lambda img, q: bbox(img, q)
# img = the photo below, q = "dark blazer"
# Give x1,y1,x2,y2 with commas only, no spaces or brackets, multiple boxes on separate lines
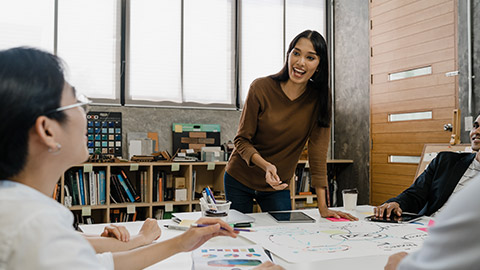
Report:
386,152,476,216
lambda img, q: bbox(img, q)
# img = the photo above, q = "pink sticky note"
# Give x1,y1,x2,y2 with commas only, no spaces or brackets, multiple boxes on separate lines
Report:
326,217,350,222
417,228,428,232
428,219,435,227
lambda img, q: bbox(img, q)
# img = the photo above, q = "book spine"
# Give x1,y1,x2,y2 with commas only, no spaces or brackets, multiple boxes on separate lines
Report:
121,170,140,202
99,171,106,205
89,172,95,205
78,170,85,205
70,172,78,205
117,174,135,202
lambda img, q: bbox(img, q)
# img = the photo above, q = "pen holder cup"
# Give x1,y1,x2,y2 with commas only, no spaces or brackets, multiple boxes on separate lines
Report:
200,200,231,221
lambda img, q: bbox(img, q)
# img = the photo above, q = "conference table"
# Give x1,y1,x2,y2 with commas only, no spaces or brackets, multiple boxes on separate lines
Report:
80,205,431,269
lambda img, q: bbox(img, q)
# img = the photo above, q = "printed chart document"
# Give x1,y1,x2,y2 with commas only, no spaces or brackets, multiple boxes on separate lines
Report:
240,221,428,263
192,245,271,270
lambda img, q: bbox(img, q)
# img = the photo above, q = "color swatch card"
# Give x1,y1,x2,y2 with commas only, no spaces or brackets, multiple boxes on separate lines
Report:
86,112,122,157
192,245,271,270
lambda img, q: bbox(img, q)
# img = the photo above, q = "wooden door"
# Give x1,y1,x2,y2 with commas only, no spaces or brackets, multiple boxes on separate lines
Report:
369,0,458,205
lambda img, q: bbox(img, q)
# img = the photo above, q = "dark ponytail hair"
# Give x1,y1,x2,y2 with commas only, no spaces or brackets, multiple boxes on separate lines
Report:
271,30,331,127
0,47,67,179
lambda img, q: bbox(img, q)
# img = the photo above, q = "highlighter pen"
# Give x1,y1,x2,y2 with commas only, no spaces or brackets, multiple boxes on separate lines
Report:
191,223,256,232
163,224,189,231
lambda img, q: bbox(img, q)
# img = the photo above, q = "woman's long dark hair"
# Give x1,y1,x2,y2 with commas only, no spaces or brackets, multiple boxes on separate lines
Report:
271,30,331,127
0,47,67,179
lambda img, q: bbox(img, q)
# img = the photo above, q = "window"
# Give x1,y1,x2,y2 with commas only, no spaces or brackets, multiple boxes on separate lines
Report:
183,0,235,105
240,0,284,103
1,0,327,109
0,0,55,52
127,0,235,108
239,0,327,105
57,0,121,102
128,0,182,103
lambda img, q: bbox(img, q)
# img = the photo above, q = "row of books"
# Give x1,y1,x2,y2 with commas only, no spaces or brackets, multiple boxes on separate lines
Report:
110,209,138,223
294,167,314,195
110,170,141,203
152,170,176,202
65,169,106,206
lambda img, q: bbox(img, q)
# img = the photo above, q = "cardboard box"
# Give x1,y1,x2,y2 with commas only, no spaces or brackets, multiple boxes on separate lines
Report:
175,177,186,188
175,189,187,201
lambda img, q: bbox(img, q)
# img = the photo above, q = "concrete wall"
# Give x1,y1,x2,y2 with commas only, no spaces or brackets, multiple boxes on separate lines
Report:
459,0,480,143
332,0,370,205
90,105,241,157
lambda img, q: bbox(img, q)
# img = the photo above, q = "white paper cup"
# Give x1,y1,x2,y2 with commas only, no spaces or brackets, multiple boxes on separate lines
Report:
342,189,358,211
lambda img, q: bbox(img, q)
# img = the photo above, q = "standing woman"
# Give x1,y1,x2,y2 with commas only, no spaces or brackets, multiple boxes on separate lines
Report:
225,30,356,220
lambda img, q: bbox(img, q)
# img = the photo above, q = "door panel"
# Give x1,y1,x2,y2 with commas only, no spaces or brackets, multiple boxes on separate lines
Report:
369,0,458,205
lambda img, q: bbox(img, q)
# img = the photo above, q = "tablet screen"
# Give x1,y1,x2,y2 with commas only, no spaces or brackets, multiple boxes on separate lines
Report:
268,211,316,223
365,213,422,223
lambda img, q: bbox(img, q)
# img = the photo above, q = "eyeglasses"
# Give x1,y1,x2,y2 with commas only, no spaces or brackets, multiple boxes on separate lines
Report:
45,91,92,115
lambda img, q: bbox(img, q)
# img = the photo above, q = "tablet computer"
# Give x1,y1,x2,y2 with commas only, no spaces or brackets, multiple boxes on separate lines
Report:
268,211,316,223
365,213,423,224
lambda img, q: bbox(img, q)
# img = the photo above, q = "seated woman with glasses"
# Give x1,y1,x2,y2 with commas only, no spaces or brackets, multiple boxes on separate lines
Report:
0,47,283,270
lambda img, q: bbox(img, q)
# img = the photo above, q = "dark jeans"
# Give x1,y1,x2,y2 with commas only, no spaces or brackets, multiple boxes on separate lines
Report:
224,172,292,213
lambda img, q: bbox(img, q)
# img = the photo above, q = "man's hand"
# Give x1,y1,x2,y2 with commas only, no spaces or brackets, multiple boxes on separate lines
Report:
374,202,402,218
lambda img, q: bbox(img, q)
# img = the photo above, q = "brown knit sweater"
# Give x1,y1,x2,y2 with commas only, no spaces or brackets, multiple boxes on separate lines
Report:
226,76,330,192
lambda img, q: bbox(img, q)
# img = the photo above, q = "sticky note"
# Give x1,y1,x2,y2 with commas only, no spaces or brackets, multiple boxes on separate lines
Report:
207,162,215,170
186,149,194,154
417,228,428,232
165,203,173,212
127,204,136,214
82,206,91,216
326,217,350,222
174,125,183,133
305,161,310,168
130,163,139,171
83,164,93,173
306,196,314,204
171,163,180,172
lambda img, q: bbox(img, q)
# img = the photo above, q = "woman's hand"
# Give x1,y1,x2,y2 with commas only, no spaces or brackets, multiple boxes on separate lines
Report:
100,224,130,242
176,218,239,252
265,163,288,190
253,261,285,270
319,208,358,221
138,218,162,245
385,252,408,270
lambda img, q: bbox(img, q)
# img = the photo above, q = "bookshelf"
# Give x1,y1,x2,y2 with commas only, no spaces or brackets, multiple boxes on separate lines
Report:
57,160,352,224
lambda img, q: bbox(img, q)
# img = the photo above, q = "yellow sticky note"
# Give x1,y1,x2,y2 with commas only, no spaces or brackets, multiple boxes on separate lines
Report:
207,162,215,170
83,164,93,173
171,163,180,172
179,220,195,226
82,206,91,216
127,204,136,214
130,163,139,171
174,125,183,133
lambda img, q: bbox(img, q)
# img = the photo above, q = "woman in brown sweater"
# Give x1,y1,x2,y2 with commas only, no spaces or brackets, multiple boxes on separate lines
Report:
225,30,356,220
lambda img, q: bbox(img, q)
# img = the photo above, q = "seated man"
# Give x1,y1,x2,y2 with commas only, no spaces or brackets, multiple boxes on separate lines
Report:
384,172,480,270
375,114,480,217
